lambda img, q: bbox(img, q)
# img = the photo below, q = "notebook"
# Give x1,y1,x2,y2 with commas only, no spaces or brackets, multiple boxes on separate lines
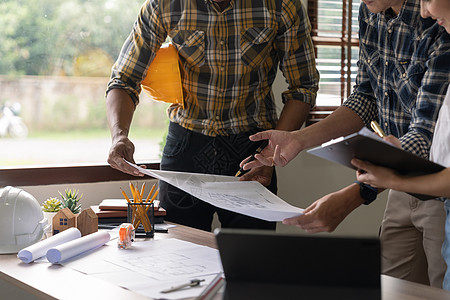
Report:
215,229,381,300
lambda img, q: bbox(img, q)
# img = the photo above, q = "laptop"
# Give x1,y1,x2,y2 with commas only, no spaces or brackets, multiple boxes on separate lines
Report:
215,229,381,300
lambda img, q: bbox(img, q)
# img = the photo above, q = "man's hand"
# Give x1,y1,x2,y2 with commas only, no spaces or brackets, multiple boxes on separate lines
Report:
240,130,302,170
107,135,144,176
383,135,401,148
239,165,273,186
282,183,363,233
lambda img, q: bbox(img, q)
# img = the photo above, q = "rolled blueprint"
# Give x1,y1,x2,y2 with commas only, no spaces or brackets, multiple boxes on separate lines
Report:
46,231,110,264
18,227,82,263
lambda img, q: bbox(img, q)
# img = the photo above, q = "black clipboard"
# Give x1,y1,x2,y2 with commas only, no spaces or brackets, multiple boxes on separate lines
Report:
306,128,445,200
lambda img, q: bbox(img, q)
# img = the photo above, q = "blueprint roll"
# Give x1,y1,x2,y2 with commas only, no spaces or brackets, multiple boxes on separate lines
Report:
46,231,110,264
17,227,81,264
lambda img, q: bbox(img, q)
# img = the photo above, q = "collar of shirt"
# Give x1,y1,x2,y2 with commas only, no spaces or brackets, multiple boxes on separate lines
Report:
206,0,232,12
362,0,421,28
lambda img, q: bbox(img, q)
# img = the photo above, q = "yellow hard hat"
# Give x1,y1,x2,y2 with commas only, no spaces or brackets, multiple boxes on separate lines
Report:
141,43,184,108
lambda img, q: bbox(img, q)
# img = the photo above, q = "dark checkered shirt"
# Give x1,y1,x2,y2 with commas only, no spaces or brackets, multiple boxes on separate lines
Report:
343,0,450,158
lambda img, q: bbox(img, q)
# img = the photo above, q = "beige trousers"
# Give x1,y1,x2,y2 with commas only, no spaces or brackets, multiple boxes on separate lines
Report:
380,190,446,288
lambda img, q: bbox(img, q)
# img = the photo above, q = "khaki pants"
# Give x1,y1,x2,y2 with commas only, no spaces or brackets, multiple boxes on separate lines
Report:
380,190,446,288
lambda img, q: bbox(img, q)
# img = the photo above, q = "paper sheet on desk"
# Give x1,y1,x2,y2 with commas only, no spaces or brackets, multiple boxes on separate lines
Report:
125,160,304,221
64,238,223,300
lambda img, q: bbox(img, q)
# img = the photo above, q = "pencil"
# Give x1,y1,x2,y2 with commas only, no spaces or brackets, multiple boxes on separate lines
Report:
120,188,131,204
140,182,146,201
146,189,159,213
128,182,137,201
145,184,156,203
150,189,159,204
122,187,141,228
128,182,151,230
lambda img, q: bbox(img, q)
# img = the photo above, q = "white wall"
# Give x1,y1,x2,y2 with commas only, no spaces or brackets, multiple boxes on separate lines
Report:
275,152,388,237
20,179,159,209
270,71,387,238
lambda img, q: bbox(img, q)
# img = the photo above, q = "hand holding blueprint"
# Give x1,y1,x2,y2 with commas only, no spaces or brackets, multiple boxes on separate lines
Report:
125,160,304,221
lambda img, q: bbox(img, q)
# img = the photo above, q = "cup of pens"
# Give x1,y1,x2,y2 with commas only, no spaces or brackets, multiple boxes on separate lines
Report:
121,182,159,238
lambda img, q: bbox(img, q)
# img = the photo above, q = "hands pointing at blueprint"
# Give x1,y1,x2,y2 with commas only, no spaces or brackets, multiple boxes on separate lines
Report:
239,130,303,171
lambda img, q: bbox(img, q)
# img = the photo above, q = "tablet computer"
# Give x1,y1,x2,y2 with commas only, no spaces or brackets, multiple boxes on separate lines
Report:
215,228,381,300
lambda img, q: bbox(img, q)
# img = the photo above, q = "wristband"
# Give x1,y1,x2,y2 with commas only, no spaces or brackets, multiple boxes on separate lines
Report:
355,181,378,205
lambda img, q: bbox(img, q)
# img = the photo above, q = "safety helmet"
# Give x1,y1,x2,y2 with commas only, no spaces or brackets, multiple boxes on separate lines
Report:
141,42,184,108
0,186,48,254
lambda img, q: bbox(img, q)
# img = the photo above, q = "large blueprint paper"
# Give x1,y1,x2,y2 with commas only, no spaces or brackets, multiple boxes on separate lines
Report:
65,238,223,300
125,160,304,221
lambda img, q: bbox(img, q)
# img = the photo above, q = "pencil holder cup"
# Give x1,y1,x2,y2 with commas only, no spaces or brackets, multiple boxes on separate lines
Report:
127,202,154,238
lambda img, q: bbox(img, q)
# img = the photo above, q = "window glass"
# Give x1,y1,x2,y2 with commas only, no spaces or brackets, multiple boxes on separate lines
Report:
0,0,168,166
316,46,358,106
309,0,360,107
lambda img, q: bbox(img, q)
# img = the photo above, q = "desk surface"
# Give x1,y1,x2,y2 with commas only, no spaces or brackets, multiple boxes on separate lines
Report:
1,224,450,300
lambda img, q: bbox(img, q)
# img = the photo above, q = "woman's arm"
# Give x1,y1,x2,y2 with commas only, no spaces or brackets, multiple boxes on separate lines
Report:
352,158,450,198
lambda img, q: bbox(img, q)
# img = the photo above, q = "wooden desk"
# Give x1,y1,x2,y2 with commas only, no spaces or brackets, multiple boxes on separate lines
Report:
1,224,450,300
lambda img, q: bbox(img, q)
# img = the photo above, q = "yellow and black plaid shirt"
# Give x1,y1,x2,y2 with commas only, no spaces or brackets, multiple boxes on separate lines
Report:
107,0,319,136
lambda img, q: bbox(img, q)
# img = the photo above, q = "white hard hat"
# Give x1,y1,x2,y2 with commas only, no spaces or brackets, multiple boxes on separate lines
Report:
0,186,48,254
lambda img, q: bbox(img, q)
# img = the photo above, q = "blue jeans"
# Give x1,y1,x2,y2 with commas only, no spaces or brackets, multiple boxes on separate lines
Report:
443,199,450,290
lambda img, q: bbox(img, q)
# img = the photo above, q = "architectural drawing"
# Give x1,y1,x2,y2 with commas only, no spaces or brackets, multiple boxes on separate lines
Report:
125,160,304,221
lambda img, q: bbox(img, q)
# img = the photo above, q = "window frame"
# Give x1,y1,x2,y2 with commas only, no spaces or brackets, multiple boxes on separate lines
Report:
0,162,160,187
306,0,359,125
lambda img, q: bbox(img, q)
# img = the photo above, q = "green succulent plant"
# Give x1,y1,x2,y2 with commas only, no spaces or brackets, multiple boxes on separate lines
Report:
42,197,63,212
59,188,82,214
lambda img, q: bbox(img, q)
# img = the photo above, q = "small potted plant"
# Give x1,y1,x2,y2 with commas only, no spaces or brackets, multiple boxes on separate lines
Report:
42,197,63,233
59,188,82,214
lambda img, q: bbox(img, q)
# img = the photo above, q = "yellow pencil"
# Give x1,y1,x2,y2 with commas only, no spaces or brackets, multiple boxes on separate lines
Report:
128,182,142,225
145,189,159,213
140,182,146,201
150,189,159,204
129,182,152,231
120,188,131,204
122,187,141,228
145,184,156,203
134,182,141,202
129,182,138,202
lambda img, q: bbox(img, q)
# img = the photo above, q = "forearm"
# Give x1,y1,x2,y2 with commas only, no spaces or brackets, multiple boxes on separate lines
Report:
337,182,366,210
106,88,136,141
392,168,450,198
293,106,365,151
275,100,310,131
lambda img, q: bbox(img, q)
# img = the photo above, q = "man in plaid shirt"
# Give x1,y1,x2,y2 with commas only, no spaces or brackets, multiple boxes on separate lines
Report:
106,0,319,232
242,0,450,288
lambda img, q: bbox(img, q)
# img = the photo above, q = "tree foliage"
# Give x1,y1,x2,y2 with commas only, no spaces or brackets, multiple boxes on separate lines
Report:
0,0,143,76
